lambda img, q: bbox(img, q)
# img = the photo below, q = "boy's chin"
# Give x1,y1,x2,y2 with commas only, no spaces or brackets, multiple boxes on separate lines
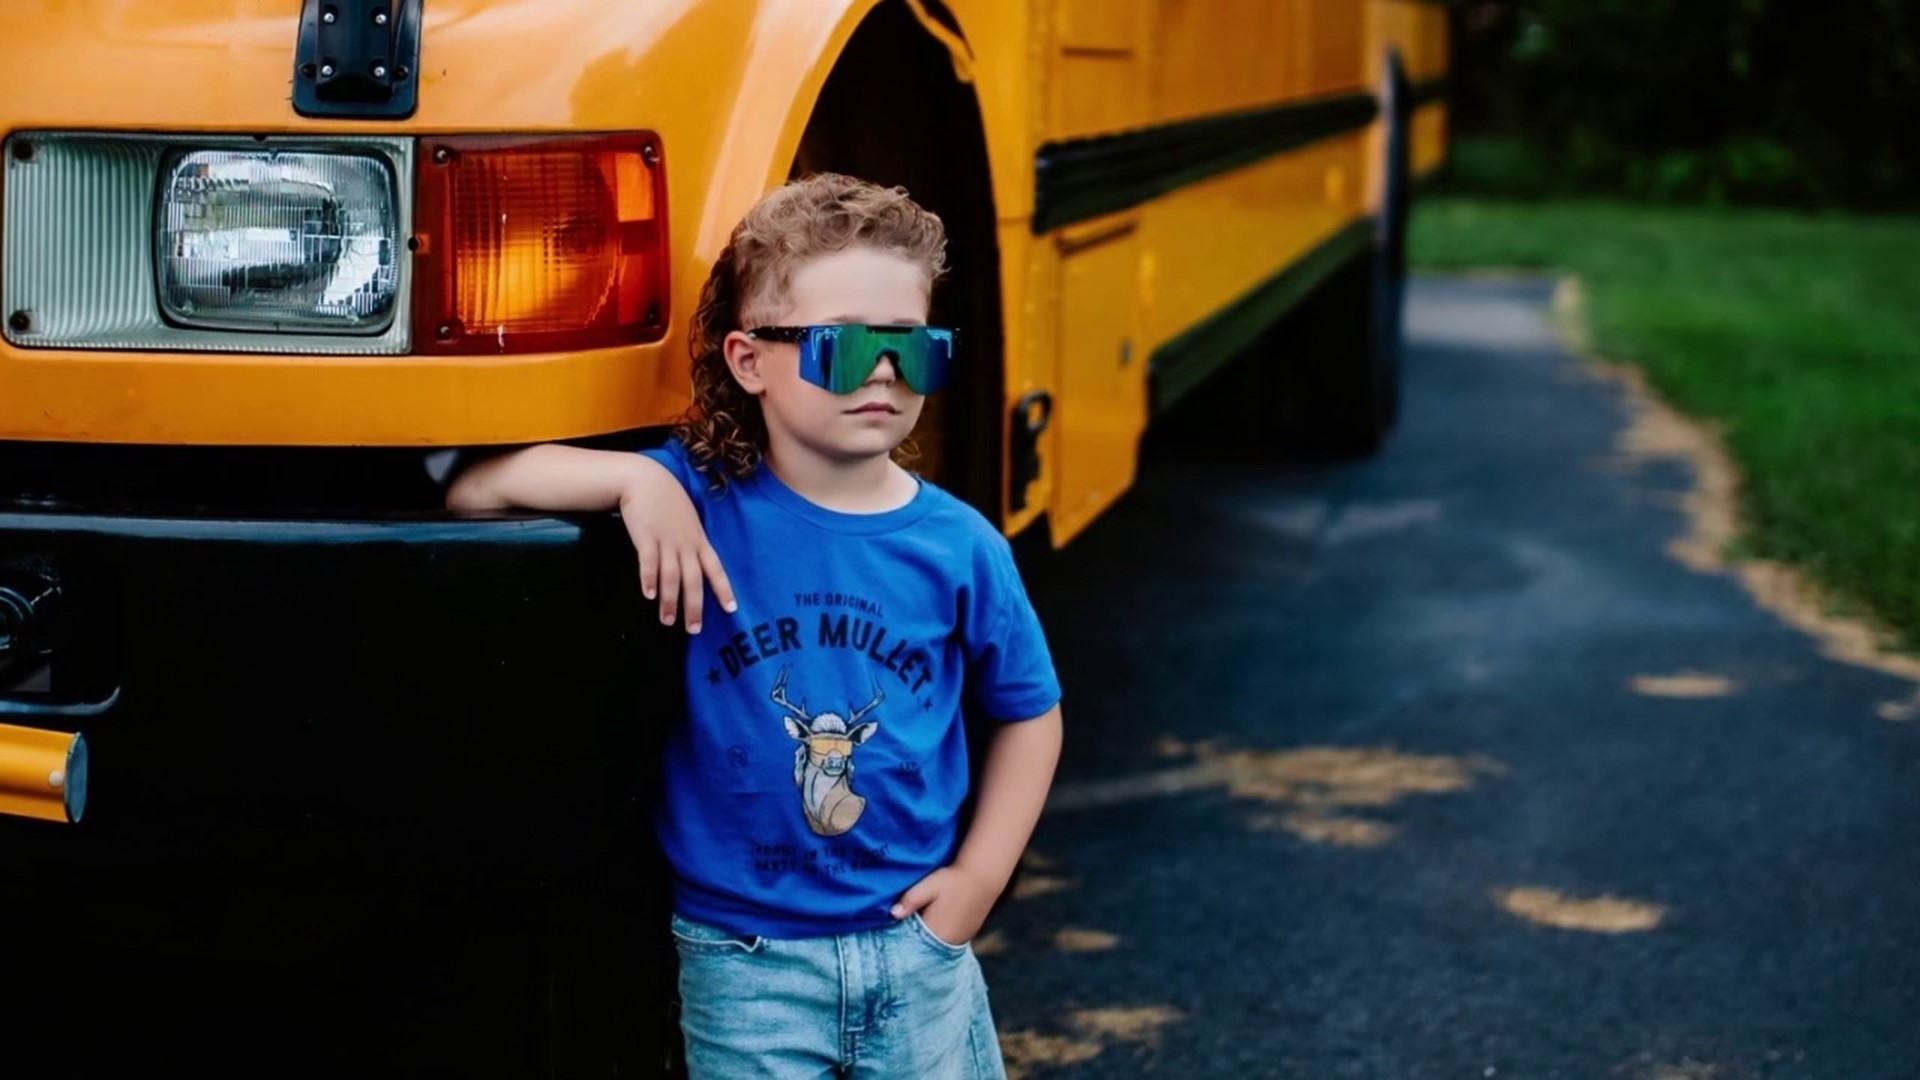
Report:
786,426,912,465
827,435,911,463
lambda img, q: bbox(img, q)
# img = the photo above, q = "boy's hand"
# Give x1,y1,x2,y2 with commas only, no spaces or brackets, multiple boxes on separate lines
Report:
445,445,735,632
617,468,737,634
890,863,1000,947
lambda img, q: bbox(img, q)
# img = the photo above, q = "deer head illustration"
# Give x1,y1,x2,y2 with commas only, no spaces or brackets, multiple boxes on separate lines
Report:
771,666,881,837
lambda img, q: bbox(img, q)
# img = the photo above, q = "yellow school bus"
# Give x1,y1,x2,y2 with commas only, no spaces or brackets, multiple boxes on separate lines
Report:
0,0,1446,1071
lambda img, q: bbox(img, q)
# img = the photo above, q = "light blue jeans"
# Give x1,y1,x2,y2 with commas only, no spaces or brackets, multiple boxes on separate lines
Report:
671,911,1007,1079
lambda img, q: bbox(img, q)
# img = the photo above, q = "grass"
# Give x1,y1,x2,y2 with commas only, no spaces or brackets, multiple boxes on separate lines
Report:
1409,199,1920,652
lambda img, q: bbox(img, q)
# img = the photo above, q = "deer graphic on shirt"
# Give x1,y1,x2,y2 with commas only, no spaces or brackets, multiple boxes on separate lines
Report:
771,666,882,837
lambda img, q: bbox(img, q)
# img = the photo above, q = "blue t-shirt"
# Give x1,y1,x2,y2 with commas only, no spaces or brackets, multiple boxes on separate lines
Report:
639,438,1062,939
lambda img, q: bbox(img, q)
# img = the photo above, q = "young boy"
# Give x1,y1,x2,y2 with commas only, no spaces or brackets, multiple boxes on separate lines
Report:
447,174,1063,1078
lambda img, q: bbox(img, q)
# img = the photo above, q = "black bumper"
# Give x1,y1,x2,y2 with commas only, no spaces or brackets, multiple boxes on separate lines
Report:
0,508,682,1076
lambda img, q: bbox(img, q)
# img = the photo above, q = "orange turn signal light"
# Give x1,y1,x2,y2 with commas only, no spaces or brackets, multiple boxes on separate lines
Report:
413,133,668,354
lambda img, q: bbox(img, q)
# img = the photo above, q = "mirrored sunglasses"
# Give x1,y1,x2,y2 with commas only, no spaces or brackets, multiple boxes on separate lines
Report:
746,324,958,395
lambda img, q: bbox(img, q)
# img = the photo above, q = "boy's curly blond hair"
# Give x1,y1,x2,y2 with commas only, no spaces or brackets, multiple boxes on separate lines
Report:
676,173,949,484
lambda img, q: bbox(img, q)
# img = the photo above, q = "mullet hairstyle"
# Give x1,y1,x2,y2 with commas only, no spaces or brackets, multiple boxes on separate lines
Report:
676,173,949,485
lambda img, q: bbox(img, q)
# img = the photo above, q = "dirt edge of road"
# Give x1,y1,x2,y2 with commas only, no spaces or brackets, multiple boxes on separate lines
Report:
1549,277,1920,723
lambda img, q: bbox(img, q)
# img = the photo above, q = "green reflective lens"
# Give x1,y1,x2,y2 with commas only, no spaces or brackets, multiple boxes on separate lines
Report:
751,325,958,395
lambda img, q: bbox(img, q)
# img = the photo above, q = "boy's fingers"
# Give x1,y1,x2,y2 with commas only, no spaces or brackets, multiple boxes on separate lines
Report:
637,535,659,601
657,552,681,625
699,545,739,614
680,550,705,634
890,877,939,919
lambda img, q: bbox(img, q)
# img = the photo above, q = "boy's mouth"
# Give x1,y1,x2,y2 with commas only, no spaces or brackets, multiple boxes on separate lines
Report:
845,402,901,415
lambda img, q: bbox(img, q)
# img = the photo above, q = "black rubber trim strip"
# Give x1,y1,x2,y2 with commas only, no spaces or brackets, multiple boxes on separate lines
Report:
1409,77,1448,110
1033,91,1379,233
1147,217,1375,414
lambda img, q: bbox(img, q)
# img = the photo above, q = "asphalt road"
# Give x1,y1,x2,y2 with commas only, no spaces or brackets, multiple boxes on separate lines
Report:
981,276,1920,1080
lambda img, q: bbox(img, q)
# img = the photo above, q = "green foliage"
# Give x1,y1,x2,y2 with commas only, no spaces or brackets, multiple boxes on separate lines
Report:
1442,137,1556,199
1410,198,1920,650
1440,135,1812,206
1445,0,1920,208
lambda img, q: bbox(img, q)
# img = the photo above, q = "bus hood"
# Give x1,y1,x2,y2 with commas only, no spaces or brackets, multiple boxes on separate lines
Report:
0,0,710,134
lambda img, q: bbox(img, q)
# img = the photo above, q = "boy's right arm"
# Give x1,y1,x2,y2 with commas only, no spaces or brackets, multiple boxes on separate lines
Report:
446,444,736,633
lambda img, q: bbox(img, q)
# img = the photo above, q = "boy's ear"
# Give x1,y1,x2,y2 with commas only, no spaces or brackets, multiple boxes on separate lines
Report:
722,330,768,396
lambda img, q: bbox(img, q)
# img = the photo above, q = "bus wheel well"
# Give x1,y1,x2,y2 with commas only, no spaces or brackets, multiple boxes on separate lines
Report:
793,0,1004,522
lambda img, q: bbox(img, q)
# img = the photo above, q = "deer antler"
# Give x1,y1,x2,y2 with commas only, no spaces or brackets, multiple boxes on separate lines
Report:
770,666,811,722
848,675,885,725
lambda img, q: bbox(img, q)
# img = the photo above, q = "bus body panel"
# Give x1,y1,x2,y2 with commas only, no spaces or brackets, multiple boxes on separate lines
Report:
1029,0,1424,541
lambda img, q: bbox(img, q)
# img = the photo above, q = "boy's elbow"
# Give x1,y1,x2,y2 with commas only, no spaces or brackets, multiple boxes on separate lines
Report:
445,464,502,511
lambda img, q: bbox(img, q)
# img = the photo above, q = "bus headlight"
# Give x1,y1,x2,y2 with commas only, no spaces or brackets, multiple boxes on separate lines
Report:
6,132,416,353
157,150,400,333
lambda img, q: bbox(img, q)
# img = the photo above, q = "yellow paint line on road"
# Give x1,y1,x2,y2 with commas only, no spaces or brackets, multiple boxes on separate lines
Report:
1012,874,1075,901
1203,745,1506,808
1876,691,1920,723
1631,672,1739,698
1000,1006,1185,1077
1250,810,1398,847
999,1031,1103,1079
1068,1005,1183,1044
1048,744,1506,848
1052,928,1121,952
1494,885,1667,933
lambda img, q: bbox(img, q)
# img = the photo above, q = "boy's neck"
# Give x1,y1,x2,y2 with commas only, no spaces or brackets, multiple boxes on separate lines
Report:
764,439,918,514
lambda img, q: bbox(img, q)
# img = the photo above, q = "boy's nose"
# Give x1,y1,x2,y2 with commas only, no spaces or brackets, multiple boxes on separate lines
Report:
865,351,900,385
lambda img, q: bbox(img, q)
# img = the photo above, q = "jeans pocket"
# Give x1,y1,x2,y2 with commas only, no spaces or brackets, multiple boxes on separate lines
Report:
909,912,971,957
670,913,763,956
